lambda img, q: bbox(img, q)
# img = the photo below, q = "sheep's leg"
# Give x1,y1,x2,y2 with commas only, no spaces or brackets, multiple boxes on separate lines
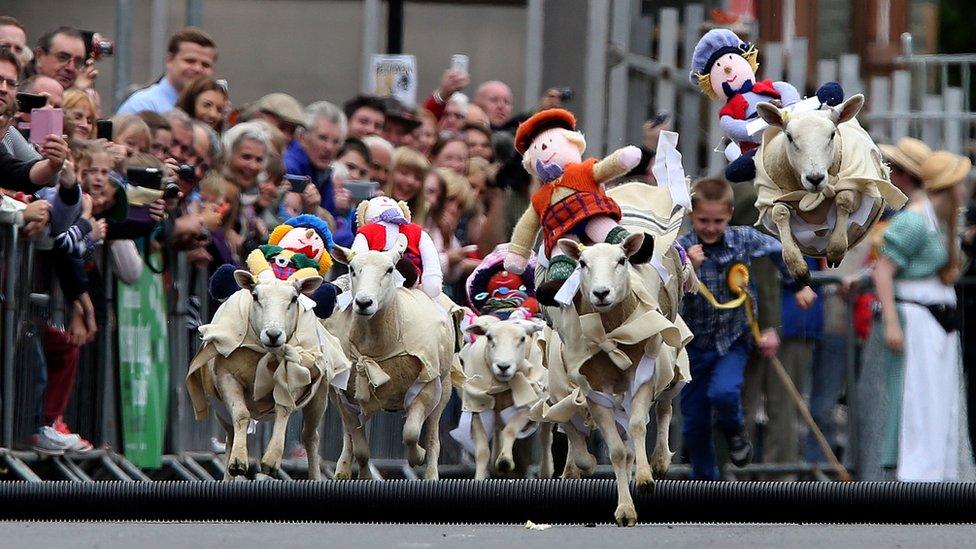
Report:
651,381,682,479
826,190,857,268
588,401,638,527
629,381,657,493
495,409,531,475
334,391,370,479
420,377,452,480
472,413,491,480
217,416,235,481
538,423,554,479
301,387,329,481
564,421,597,474
403,390,432,469
259,404,292,477
215,373,251,478
771,203,809,284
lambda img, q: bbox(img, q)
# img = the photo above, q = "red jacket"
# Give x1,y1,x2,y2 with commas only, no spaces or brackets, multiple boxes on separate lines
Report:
357,222,425,275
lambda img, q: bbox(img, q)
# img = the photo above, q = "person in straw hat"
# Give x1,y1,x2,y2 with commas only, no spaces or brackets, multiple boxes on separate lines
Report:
879,137,932,196
858,148,973,482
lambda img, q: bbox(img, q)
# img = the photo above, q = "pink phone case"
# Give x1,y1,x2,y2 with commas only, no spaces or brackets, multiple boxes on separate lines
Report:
29,108,64,145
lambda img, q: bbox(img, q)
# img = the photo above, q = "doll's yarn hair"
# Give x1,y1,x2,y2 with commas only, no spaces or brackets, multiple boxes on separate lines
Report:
695,44,760,101
521,128,587,173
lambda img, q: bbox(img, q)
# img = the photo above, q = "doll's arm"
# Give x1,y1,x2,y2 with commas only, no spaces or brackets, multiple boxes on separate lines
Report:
721,114,755,144
246,248,274,281
350,232,370,255
418,230,444,297
507,207,539,260
593,146,642,184
773,81,801,106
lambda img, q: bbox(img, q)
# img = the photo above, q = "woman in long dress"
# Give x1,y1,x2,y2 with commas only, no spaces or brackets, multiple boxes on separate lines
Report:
866,150,973,481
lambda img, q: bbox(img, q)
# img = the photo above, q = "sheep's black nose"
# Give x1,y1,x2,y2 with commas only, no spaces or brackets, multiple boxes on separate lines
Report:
266,328,283,345
806,173,825,187
593,288,610,301
496,362,512,372
355,297,373,310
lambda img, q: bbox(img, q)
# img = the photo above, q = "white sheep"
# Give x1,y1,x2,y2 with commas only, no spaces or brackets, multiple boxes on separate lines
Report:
326,235,457,480
185,272,350,480
753,94,908,280
451,316,553,479
553,235,691,527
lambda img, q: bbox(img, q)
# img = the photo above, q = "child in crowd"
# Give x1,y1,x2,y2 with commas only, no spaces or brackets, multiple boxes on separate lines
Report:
678,178,817,480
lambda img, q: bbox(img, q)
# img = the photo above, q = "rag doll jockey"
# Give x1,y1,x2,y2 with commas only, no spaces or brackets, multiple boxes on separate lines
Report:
503,108,655,305
689,28,843,183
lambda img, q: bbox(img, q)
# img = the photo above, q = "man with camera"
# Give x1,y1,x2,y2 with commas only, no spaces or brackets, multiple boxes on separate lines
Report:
116,28,216,115
285,101,351,218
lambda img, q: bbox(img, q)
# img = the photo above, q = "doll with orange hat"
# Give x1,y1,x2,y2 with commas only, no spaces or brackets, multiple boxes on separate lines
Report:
502,108,655,306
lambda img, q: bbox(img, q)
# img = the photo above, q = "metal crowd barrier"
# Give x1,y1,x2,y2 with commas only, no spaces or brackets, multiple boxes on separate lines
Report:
3,220,972,481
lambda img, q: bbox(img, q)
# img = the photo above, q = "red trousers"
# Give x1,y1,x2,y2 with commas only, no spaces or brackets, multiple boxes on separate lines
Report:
41,326,80,425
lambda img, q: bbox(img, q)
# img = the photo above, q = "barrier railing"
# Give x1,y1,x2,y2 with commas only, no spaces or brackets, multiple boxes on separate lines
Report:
3,219,971,481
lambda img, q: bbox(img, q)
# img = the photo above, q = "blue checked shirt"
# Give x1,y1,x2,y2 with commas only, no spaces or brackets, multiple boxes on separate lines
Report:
679,226,800,355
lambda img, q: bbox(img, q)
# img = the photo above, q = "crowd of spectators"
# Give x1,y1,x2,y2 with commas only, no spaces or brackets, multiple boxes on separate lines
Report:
0,18,591,455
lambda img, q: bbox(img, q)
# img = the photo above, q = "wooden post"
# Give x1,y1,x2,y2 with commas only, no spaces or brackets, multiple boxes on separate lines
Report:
584,0,610,156
787,37,808,94
606,0,634,150
817,59,838,89
890,70,911,140
839,54,862,97
655,8,679,117
680,3,705,176
921,94,942,149
627,10,654,148
764,41,785,82
943,87,964,155
868,75,891,144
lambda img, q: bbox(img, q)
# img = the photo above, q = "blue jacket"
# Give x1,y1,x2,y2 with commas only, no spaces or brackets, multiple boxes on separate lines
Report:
780,257,824,340
283,140,336,215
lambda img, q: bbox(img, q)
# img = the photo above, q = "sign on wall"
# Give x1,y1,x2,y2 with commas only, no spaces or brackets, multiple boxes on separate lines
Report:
369,54,417,106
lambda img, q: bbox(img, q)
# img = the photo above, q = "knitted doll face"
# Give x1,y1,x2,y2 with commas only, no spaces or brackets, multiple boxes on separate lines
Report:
708,53,756,98
363,195,404,224
277,227,326,263
527,127,582,175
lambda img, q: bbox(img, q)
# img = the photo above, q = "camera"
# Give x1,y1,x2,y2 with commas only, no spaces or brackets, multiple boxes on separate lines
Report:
82,31,114,61
95,119,113,140
177,163,198,183
15,92,46,113
127,166,179,199
555,87,573,102
285,174,310,194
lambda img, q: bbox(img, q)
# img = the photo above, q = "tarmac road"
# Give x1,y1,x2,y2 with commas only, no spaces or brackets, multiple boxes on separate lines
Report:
1,522,974,548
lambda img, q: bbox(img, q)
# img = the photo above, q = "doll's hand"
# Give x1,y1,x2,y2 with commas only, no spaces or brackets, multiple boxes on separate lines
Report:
617,145,642,170
504,253,528,275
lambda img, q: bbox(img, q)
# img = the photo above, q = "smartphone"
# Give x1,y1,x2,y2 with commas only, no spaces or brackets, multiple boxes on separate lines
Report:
96,119,113,140
126,166,164,190
285,174,310,194
345,180,380,203
16,92,46,113
29,108,63,145
451,54,469,75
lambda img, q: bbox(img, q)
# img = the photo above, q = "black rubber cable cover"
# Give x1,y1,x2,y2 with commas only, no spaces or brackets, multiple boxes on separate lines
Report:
1,480,974,523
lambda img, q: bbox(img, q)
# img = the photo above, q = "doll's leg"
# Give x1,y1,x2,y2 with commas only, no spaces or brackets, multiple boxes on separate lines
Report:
585,216,655,265
208,264,240,302
725,149,757,183
536,236,580,307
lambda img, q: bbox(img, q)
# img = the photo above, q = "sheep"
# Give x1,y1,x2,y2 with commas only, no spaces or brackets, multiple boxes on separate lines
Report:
753,94,908,280
553,234,690,527
325,235,457,480
451,316,553,479
185,272,350,480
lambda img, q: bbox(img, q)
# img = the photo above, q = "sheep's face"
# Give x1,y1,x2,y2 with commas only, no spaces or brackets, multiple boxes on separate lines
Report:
757,94,866,193
333,234,407,318
465,318,543,383
234,271,323,350
557,234,644,312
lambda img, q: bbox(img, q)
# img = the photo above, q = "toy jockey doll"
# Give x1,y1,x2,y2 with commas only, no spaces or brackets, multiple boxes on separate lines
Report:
503,108,655,306
689,28,843,183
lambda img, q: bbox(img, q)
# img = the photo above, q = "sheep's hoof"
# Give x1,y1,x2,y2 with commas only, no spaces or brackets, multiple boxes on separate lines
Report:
651,451,673,478
495,455,514,474
334,467,352,480
407,446,427,467
259,462,279,477
228,458,248,478
254,472,276,482
615,504,638,527
575,452,597,474
635,468,655,493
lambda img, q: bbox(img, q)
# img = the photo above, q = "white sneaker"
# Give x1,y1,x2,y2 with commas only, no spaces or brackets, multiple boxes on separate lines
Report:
32,426,80,455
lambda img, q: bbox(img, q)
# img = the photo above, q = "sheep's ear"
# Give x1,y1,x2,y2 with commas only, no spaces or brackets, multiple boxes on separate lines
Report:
557,239,583,261
295,275,323,295
756,102,785,128
622,232,645,258
464,322,489,337
332,245,353,265
235,270,257,291
390,233,408,259
514,319,544,336
832,93,864,125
